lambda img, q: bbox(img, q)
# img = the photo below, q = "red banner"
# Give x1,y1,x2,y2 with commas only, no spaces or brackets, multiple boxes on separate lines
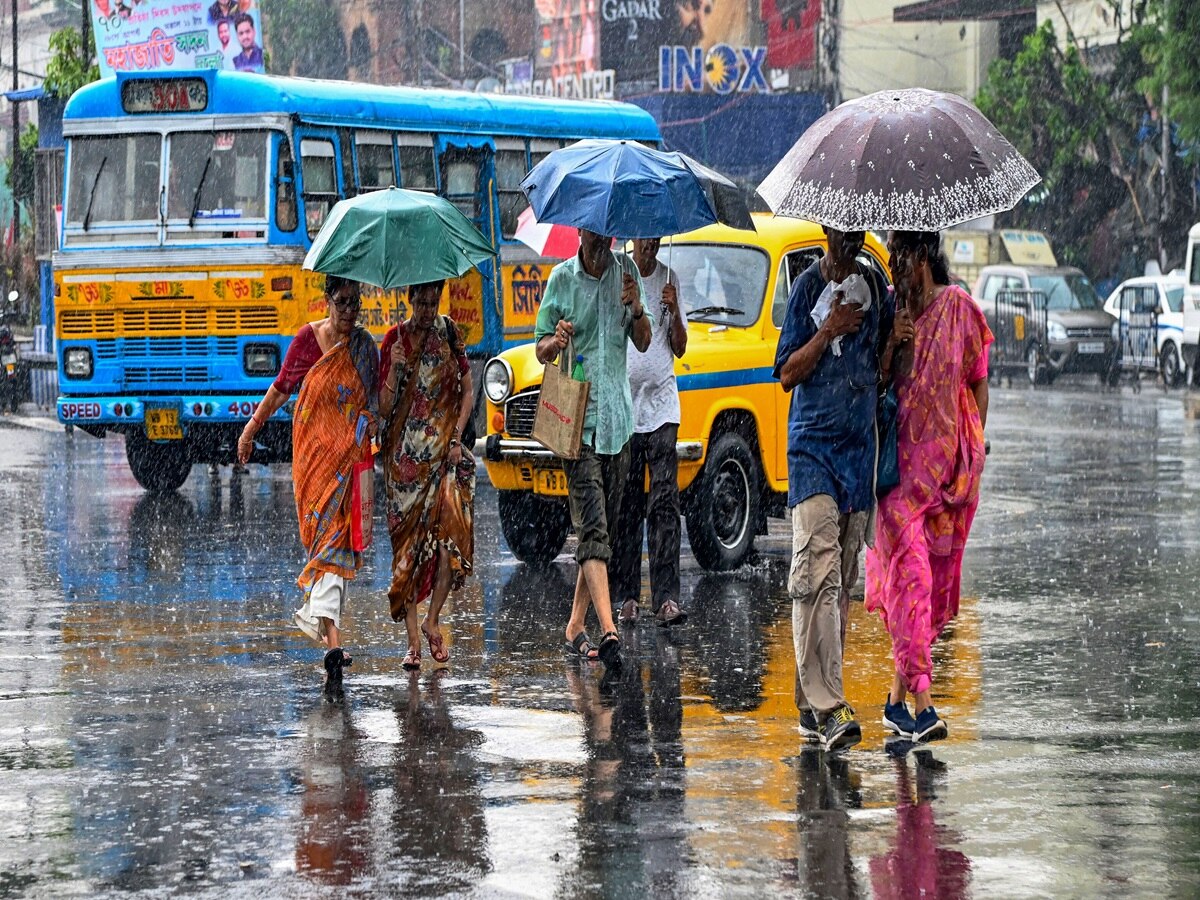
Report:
762,0,822,71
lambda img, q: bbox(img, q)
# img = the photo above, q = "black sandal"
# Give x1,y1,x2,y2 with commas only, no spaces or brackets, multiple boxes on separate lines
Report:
597,631,621,668
323,647,346,692
565,631,598,660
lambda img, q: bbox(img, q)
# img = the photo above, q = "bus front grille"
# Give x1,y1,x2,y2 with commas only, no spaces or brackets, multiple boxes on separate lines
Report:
60,307,279,337
124,366,210,388
505,389,540,437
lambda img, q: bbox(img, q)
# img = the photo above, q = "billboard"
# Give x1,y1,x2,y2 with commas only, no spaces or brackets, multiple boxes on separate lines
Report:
601,0,755,80
91,0,265,77
762,0,821,71
535,0,599,81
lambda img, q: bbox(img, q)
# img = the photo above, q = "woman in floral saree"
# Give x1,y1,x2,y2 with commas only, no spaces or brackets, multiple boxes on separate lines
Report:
379,280,476,671
238,275,378,694
866,230,992,743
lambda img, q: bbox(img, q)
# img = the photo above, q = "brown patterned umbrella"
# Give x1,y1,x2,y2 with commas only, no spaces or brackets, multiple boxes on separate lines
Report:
758,88,1041,232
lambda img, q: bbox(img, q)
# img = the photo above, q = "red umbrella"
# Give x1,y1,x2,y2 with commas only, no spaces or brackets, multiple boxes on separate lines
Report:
514,206,581,258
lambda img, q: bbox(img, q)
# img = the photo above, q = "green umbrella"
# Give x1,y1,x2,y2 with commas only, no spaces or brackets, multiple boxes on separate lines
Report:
302,186,495,289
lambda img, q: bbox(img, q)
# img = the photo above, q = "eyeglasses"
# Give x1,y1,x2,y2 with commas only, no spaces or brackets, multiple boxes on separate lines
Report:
328,293,361,311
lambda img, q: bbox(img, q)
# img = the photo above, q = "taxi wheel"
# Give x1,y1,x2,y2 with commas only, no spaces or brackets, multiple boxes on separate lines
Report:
125,431,193,492
686,432,760,572
498,490,569,567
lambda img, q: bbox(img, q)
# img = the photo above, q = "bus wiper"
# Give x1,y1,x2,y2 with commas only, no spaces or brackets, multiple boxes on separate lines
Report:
82,156,107,231
687,306,744,318
188,155,212,228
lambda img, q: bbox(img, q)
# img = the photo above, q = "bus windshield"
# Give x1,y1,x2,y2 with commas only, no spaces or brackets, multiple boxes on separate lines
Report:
66,134,162,228
167,130,269,225
65,129,272,242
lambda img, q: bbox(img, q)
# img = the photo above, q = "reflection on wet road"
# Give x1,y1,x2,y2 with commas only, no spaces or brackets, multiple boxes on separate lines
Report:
1,384,1198,897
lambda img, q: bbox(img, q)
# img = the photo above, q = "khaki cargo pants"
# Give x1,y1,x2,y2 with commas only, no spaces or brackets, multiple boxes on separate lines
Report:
789,493,869,715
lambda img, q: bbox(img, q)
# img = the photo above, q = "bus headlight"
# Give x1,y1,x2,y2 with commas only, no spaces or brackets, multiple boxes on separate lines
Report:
243,343,280,376
483,357,513,404
64,347,93,379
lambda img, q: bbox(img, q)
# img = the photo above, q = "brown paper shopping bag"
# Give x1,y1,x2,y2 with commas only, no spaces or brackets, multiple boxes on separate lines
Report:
531,338,589,459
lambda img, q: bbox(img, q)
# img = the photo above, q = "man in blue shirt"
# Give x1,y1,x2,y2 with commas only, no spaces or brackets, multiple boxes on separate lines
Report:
773,227,894,752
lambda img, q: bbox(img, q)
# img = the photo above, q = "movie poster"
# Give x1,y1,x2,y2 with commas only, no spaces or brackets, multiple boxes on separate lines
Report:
91,0,266,77
600,0,753,80
761,0,822,70
535,0,600,82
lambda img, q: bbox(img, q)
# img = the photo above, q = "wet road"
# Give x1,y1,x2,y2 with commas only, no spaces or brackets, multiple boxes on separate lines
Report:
0,382,1198,898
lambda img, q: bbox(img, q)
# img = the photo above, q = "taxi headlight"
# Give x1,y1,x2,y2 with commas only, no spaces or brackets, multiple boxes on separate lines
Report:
64,347,93,379
1047,321,1068,342
483,357,513,404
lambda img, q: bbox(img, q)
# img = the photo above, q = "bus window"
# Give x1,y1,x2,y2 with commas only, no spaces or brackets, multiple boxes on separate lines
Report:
356,131,396,191
495,141,526,238
441,148,480,220
301,138,338,238
166,130,269,229
528,139,560,180
398,138,435,191
275,137,298,232
66,134,161,231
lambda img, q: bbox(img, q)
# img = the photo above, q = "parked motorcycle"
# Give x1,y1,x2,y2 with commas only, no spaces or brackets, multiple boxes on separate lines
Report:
0,291,19,414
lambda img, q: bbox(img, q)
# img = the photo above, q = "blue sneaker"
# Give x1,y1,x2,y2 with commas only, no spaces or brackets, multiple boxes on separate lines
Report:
912,706,948,743
799,708,822,744
883,699,918,738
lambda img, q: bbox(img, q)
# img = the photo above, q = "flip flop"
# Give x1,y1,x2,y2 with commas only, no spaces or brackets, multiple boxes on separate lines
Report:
422,626,450,665
564,631,598,660
402,648,421,671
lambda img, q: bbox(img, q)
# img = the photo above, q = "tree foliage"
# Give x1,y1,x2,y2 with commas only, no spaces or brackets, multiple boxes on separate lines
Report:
5,124,38,204
43,27,100,100
1153,0,1200,144
261,0,348,80
977,14,1197,277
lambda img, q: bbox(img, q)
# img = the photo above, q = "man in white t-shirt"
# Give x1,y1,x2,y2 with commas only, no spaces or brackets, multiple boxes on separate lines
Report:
610,237,689,627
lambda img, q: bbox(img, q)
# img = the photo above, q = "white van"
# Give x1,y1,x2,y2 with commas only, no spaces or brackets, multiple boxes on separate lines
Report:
1179,223,1200,382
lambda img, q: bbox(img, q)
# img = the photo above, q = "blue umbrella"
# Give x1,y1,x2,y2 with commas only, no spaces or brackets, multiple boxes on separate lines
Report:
520,139,718,239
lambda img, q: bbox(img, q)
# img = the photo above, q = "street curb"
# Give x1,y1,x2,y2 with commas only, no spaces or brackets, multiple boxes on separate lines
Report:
0,412,64,434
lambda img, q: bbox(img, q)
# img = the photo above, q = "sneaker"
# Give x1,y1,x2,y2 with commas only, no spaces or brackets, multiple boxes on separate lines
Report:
822,705,862,753
912,706,948,743
883,698,918,738
799,708,822,744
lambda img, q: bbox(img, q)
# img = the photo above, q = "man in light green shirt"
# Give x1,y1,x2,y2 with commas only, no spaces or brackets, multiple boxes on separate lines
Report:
535,228,652,670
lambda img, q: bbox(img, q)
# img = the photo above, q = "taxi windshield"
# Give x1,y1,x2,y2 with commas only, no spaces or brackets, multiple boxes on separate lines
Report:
666,243,769,325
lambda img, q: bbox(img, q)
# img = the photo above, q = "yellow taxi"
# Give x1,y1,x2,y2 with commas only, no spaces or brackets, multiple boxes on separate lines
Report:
481,213,891,569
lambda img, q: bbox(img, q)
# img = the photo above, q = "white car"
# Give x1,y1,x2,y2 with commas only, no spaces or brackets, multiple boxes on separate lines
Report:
1103,274,1187,386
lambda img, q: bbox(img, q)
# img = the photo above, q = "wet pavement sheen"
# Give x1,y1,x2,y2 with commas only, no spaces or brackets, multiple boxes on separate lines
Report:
0,383,1198,898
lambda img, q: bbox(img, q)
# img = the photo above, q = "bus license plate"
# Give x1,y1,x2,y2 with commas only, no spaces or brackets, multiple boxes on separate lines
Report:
1078,342,1105,354
534,469,569,496
145,407,183,441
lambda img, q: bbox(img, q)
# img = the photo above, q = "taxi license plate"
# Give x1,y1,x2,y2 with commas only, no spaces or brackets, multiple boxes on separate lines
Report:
145,407,183,441
534,469,569,496
1078,341,1105,354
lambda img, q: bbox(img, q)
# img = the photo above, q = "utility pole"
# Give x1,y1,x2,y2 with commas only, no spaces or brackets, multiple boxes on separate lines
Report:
1160,0,1171,272
82,0,91,68
10,0,18,303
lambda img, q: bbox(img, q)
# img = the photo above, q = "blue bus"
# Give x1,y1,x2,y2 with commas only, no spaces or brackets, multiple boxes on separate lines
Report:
53,69,659,489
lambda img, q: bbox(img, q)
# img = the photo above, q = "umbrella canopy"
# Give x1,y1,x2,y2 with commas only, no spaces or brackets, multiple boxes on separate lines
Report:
669,152,756,232
513,205,583,258
757,88,1041,232
302,186,494,289
521,139,718,239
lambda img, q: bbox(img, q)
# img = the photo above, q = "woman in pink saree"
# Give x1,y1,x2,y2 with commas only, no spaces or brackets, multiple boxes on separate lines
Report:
866,230,992,743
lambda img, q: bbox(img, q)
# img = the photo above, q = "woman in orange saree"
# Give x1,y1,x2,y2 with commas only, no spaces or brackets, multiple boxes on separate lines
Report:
379,280,475,672
866,231,992,744
238,276,378,694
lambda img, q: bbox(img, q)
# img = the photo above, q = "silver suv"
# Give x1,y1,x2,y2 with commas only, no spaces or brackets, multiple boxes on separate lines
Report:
974,264,1118,385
